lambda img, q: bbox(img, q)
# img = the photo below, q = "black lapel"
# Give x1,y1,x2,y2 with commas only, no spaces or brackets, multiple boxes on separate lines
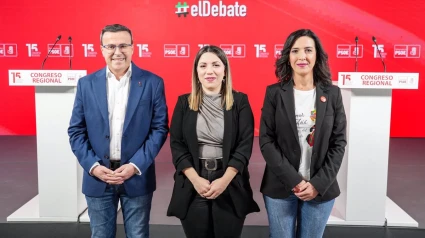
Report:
280,80,300,146
313,83,329,152
185,109,200,171
222,104,232,167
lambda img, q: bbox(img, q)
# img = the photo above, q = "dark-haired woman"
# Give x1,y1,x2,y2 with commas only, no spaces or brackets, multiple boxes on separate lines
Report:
259,29,347,238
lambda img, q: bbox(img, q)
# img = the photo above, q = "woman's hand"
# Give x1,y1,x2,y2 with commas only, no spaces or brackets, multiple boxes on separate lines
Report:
203,177,230,199
294,182,319,201
183,167,211,196
192,176,211,196
203,167,237,199
292,180,307,193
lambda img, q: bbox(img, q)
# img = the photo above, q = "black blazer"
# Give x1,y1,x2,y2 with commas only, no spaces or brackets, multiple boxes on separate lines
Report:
167,91,260,219
259,80,347,201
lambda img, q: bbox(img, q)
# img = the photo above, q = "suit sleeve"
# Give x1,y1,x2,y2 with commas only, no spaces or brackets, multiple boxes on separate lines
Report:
170,96,193,174
259,87,303,190
310,87,347,195
68,79,102,173
128,78,169,173
227,94,254,174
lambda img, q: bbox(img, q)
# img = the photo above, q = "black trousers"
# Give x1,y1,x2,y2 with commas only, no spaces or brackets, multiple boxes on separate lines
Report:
180,167,245,238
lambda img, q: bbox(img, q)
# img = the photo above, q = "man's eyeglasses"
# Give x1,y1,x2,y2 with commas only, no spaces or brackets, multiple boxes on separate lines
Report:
102,44,133,52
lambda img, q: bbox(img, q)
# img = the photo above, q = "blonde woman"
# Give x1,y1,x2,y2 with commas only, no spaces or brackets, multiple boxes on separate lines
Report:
167,45,259,238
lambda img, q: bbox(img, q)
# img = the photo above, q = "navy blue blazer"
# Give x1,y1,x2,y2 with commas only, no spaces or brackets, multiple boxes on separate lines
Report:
68,62,168,197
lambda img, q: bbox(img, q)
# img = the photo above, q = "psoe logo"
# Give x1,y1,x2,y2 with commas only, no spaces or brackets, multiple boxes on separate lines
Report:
394,45,420,58
219,44,245,58
47,44,74,57
175,1,247,17
372,44,386,58
274,44,283,58
82,44,98,57
397,76,409,85
164,44,190,57
67,73,84,82
26,44,41,57
137,44,152,57
0,44,18,57
254,44,269,58
336,44,363,58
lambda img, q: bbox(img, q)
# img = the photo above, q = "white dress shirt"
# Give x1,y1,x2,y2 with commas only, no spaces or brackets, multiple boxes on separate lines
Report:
90,65,141,175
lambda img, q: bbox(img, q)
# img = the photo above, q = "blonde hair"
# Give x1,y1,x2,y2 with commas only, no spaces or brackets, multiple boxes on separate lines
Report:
188,45,234,111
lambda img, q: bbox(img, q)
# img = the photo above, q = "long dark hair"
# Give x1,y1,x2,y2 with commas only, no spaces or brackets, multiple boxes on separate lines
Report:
275,29,332,86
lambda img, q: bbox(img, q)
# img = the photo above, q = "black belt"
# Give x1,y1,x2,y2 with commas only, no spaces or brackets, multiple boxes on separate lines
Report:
109,160,121,171
200,158,223,171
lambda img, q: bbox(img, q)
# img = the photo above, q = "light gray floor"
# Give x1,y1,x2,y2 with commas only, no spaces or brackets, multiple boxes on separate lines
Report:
0,136,424,228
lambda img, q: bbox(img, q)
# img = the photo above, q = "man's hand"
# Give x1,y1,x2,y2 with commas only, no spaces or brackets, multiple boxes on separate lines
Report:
114,164,138,181
294,182,319,201
92,165,123,185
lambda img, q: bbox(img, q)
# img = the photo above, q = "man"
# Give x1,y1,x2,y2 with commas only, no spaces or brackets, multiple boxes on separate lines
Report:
68,24,168,238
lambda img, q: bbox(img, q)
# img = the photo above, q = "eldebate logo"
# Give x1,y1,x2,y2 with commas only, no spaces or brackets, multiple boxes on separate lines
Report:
175,1,247,17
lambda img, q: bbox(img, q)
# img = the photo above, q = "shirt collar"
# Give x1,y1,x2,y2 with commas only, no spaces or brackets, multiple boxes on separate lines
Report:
106,64,132,79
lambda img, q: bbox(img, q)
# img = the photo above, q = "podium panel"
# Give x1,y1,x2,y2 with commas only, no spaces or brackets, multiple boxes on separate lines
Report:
7,70,87,222
331,72,419,227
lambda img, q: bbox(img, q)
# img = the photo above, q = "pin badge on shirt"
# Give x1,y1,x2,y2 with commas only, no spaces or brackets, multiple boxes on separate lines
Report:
320,96,326,102
138,81,142,87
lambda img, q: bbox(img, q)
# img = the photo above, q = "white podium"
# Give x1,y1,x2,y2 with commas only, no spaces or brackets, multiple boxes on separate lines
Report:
328,72,419,227
7,70,87,222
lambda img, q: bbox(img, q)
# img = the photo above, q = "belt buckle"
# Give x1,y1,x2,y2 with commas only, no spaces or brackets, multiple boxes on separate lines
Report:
205,158,217,171
110,161,120,171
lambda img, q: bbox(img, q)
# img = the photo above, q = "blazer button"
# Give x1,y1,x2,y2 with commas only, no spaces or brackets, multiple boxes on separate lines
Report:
104,155,109,159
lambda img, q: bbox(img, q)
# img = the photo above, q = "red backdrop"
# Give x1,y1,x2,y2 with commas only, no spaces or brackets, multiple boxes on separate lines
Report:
1,0,424,137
